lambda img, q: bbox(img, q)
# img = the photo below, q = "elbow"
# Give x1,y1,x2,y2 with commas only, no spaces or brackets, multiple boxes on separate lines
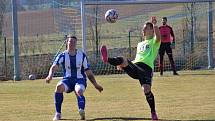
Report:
50,65,58,72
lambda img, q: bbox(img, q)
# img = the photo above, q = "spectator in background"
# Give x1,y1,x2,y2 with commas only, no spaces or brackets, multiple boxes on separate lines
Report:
159,17,179,76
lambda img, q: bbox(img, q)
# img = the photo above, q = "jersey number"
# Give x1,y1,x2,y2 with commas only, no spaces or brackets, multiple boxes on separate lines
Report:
140,44,150,52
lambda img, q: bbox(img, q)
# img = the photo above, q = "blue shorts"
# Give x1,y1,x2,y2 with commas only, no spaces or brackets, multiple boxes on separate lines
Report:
59,78,87,93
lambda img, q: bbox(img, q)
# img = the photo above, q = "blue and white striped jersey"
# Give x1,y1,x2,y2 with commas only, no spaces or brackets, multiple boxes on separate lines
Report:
53,49,90,79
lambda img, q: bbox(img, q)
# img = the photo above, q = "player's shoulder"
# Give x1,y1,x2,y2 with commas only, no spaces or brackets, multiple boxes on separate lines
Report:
159,25,166,29
151,36,160,45
166,25,173,29
62,50,68,53
77,49,87,57
159,25,172,29
77,49,85,54
138,41,144,45
59,50,68,56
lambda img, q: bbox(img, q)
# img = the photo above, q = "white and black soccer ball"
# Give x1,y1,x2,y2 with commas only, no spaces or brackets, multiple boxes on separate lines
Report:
105,9,118,23
28,74,36,80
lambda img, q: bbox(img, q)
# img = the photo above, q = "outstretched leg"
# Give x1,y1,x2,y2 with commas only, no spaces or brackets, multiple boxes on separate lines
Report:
100,45,139,79
100,45,108,63
101,45,127,66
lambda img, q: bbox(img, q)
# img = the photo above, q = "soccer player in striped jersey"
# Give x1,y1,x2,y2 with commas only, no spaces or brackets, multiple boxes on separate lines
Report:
45,36,103,121
159,17,178,76
101,17,160,120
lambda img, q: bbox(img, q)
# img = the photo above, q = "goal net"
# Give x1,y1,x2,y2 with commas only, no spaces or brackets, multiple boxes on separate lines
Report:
83,1,215,75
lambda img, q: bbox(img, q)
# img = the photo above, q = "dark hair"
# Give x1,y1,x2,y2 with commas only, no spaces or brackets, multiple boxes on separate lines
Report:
67,35,77,40
145,22,153,27
162,17,167,21
66,35,77,43
142,21,153,31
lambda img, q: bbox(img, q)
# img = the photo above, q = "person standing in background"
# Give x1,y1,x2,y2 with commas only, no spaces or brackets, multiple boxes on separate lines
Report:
159,17,179,76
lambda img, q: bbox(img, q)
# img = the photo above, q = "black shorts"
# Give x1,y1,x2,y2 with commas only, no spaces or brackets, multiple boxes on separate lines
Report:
123,60,153,86
159,42,172,56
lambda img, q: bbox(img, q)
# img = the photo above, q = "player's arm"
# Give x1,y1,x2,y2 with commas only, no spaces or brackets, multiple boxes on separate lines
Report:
46,64,59,83
151,17,161,43
154,25,161,43
85,70,103,92
46,53,63,83
169,26,175,42
169,26,176,49
82,53,103,92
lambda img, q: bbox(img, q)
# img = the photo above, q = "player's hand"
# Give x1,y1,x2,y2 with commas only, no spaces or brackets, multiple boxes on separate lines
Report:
171,41,175,49
151,16,157,25
45,76,52,83
94,83,103,92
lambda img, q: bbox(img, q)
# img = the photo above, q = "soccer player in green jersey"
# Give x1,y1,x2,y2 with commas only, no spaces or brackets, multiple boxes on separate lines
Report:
100,17,161,120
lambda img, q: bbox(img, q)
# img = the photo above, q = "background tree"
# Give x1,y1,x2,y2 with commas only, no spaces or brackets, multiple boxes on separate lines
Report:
0,0,9,39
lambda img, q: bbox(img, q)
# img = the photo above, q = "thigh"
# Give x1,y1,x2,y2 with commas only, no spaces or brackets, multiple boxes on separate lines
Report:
136,63,153,86
76,78,87,88
75,79,87,95
123,60,139,79
165,43,172,55
159,43,165,56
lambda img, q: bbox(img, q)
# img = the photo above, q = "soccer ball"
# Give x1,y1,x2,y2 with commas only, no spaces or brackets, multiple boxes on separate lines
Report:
105,9,118,23
29,74,36,80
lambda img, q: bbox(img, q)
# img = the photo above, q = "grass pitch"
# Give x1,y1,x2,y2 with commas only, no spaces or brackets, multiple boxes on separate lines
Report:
0,70,215,121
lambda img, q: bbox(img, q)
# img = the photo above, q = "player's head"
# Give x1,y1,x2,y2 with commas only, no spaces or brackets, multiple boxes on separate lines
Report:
162,17,167,25
66,35,77,49
142,21,154,39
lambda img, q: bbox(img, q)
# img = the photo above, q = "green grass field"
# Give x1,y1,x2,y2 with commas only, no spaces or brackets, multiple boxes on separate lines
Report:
0,70,215,121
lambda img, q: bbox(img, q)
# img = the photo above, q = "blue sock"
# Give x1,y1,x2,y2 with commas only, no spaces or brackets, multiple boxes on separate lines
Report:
54,92,63,113
77,95,85,110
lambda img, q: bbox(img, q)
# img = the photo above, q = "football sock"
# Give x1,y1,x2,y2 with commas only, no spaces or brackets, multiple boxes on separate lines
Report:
77,95,85,110
54,92,63,113
145,91,156,113
108,57,123,66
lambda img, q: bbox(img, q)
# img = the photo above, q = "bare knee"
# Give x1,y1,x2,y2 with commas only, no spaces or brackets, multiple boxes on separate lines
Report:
120,57,128,67
75,90,84,96
55,84,65,93
75,84,85,96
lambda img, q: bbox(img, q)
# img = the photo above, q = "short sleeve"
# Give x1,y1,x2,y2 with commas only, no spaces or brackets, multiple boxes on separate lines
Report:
82,53,90,71
53,53,64,65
